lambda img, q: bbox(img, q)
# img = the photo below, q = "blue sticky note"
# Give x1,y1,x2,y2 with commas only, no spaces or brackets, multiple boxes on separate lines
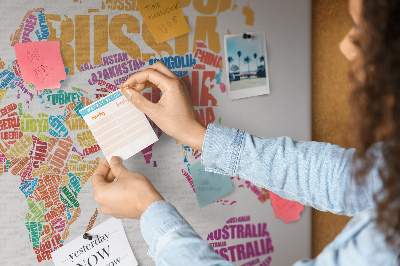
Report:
190,161,233,208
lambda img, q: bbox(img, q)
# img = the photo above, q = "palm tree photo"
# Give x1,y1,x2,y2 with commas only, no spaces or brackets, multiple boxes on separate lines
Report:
244,56,251,77
228,56,233,74
260,55,265,69
237,51,242,78
225,32,268,90
253,53,258,73
258,55,266,77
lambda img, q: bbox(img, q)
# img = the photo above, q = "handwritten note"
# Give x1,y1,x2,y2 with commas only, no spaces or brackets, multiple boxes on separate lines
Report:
190,161,233,208
137,0,191,43
51,218,138,266
14,41,67,90
79,90,158,162
269,192,304,223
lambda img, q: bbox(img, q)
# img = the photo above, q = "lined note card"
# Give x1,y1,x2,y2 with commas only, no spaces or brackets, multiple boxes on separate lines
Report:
14,41,67,90
79,90,158,162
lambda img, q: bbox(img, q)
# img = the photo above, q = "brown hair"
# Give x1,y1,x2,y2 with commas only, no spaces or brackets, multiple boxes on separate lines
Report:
350,0,400,253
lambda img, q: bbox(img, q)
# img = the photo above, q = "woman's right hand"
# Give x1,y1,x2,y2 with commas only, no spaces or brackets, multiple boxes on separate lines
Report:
120,62,206,151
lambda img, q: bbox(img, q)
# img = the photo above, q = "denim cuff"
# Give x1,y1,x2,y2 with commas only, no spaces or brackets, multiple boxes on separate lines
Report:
140,200,190,260
201,123,245,176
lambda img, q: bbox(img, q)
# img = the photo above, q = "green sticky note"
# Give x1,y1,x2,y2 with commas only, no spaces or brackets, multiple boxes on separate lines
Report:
190,161,233,208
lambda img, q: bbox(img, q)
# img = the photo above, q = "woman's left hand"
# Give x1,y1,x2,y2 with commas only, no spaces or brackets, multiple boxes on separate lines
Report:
92,157,164,219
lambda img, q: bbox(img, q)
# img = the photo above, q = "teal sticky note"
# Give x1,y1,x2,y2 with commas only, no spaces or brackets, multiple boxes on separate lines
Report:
190,161,233,208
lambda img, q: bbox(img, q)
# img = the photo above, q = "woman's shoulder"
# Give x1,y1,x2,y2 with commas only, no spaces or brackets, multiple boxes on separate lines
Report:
323,209,399,265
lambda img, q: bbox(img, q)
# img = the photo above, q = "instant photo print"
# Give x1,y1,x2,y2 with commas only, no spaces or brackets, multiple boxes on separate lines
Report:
224,31,270,100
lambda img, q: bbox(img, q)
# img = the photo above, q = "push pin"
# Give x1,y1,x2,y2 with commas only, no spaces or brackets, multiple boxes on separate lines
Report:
83,233,93,240
120,85,130,92
242,33,252,39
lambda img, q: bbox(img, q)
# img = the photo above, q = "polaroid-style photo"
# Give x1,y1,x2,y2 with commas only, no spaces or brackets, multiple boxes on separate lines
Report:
224,31,270,100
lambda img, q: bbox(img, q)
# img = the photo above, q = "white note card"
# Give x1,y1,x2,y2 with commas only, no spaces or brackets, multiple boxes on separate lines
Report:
79,90,158,162
51,218,138,266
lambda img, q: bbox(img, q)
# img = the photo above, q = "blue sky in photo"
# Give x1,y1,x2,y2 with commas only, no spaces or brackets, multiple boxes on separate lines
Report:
226,32,266,73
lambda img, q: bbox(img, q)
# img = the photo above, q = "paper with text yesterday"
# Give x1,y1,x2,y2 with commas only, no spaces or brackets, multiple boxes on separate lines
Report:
137,0,191,43
14,41,67,90
79,90,158,162
51,218,138,266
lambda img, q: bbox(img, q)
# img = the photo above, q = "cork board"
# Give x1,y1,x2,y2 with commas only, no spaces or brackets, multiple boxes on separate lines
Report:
312,0,353,258
0,1,312,265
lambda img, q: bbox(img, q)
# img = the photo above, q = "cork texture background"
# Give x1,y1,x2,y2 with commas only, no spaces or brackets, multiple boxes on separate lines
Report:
312,0,354,257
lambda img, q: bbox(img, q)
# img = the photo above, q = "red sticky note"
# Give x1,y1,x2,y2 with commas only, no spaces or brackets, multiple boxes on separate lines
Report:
14,41,67,90
270,192,304,223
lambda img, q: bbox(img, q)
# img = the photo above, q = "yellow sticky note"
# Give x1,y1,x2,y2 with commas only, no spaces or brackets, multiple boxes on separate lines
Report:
137,0,191,44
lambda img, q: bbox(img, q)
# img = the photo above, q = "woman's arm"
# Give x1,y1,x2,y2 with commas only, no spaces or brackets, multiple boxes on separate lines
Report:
92,157,233,265
141,201,234,266
202,124,382,216
119,62,382,217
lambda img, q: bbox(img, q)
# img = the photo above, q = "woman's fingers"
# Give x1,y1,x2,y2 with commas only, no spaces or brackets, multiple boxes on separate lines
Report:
92,159,110,187
92,159,111,203
134,82,155,92
147,61,178,79
106,168,116,183
121,68,174,93
121,88,157,118
120,62,178,93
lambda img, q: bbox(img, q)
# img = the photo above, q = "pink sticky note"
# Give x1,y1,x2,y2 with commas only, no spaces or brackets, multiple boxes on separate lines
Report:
14,41,67,90
270,192,304,223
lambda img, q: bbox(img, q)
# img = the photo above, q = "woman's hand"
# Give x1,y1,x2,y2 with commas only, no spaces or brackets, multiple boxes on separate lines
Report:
92,157,164,219
120,62,206,151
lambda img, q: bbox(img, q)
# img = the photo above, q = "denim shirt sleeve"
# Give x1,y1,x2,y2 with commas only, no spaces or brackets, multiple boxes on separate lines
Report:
140,200,234,266
202,124,382,216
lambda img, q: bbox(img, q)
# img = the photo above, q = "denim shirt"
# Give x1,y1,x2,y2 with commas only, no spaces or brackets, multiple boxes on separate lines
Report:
140,124,399,265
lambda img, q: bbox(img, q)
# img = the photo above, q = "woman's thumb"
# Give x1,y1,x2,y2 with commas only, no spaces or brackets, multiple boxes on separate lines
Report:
109,156,128,178
122,88,154,115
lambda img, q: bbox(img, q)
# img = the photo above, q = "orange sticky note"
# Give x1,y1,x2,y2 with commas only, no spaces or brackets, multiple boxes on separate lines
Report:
137,0,191,43
270,192,304,223
14,41,67,90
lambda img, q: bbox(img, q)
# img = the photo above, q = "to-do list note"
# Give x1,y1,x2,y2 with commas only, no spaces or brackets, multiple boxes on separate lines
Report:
79,90,158,162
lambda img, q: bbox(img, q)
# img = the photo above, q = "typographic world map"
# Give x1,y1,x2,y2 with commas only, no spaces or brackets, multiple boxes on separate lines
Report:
0,1,280,265
0,0,276,262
